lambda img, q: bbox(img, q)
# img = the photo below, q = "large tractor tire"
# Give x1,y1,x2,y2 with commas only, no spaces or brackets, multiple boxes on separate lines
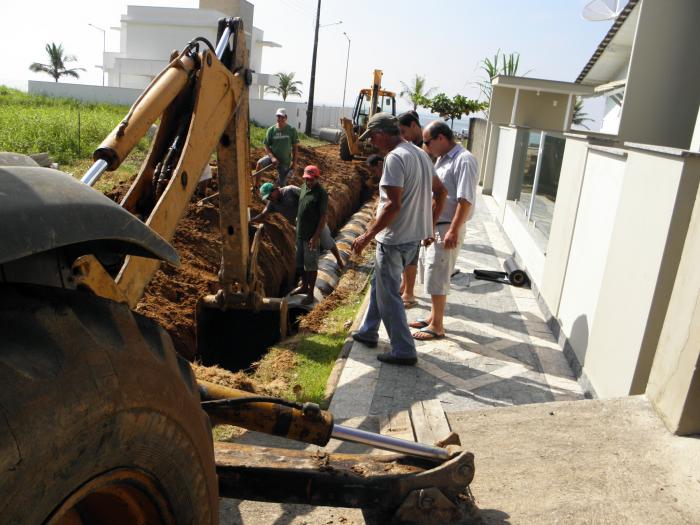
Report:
339,133,354,161
0,284,218,524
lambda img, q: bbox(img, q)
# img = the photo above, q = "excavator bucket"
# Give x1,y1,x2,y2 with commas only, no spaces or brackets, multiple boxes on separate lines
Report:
196,222,288,371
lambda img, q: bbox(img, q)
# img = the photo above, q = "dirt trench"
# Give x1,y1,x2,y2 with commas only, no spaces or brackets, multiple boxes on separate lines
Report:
133,144,375,361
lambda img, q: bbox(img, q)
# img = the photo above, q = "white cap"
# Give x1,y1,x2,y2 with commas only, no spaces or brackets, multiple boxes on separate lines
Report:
275,108,287,117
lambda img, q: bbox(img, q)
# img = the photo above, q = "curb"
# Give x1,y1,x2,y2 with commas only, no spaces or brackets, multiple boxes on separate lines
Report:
322,275,372,404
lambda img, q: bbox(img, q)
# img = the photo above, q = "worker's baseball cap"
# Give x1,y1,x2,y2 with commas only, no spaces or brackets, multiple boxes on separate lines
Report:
260,182,275,200
359,113,399,140
275,108,287,117
303,165,320,179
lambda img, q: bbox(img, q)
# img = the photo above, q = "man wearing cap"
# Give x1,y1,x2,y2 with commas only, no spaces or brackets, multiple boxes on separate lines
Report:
291,165,328,305
252,182,344,270
350,113,446,366
256,108,299,187
411,120,478,341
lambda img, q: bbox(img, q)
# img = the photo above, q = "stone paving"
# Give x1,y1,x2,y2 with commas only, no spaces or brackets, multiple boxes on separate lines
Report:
329,191,584,425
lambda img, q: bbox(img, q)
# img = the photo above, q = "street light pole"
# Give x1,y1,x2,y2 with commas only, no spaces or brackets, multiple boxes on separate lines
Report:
88,23,106,86
342,32,350,109
305,0,321,136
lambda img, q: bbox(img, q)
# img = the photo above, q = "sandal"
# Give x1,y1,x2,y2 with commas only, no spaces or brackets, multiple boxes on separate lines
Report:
403,299,418,308
412,327,445,341
409,319,429,329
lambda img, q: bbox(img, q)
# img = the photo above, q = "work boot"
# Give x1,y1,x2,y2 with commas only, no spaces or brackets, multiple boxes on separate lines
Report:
351,331,378,348
376,353,417,366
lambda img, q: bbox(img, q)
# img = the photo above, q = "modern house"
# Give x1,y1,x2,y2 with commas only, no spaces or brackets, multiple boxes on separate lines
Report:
478,0,700,434
103,0,279,99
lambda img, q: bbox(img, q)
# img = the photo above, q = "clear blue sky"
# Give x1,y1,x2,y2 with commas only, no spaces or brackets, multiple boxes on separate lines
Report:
1,0,614,115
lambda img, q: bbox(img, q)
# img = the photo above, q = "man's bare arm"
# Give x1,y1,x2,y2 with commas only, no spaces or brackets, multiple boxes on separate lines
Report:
352,185,403,255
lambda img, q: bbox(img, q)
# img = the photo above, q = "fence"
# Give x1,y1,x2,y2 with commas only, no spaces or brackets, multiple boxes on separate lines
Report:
28,81,351,135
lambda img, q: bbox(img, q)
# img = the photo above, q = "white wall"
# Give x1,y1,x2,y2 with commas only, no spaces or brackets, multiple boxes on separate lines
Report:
491,126,517,206
28,81,142,107
556,148,625,368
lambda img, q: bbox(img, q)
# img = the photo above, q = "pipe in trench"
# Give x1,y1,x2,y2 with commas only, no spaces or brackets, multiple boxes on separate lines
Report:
315,199,376,296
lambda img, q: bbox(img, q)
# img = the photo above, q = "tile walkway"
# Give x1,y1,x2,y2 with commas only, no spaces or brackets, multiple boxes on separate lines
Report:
329,191,584,425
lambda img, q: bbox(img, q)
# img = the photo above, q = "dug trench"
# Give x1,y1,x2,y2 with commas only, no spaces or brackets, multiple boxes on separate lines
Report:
129,144,377,375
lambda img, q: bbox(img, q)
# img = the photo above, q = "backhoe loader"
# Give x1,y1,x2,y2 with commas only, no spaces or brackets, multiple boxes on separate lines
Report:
0,19,474,524
339,69,397,161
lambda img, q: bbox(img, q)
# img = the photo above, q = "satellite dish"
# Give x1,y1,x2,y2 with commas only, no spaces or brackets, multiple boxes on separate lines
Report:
582,0,624,21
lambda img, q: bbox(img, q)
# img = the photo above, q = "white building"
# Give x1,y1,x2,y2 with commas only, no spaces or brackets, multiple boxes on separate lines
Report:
478,0,700,435
103,0,279,99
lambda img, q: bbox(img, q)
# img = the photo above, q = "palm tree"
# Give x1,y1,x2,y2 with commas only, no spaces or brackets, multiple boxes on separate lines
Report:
476,50,531,103
572,97,594,130
265,72,303,101
399,75,436,110
29,43,85,82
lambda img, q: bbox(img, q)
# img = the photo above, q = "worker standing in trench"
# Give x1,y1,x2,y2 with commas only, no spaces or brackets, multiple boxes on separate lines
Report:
255,108,299,187
251,182,345,270
290,165,329,305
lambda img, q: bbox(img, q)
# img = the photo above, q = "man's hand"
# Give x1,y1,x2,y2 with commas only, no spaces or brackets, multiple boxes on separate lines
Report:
422,236,435,247
444,228,459,249
352,233,371,256
270,156,279,166
309,236,319,250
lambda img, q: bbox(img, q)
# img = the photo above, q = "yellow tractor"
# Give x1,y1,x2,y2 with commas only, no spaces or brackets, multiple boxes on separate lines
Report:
0,19,474,524
339,69,397,161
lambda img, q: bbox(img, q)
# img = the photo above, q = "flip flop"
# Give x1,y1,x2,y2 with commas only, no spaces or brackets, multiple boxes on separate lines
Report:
412,327,445,341
409,319,429,329
403,299,418,308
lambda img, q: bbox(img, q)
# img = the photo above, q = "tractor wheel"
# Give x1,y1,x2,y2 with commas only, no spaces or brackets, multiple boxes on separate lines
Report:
0,284,218,524
339,133,353,161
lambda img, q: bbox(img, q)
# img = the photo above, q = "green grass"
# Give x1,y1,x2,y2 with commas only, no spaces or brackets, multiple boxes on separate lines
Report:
1,86,326,175
253,283,367,407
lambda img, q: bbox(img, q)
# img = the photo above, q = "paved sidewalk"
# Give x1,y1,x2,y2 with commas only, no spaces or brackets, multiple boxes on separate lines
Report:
329,191,584,425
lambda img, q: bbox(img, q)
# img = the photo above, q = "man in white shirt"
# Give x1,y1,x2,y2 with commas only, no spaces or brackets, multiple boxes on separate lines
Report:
351,114,446,365
412,121,478,340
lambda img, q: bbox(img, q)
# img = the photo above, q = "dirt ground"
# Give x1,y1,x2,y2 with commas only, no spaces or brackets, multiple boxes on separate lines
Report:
129,144,374,362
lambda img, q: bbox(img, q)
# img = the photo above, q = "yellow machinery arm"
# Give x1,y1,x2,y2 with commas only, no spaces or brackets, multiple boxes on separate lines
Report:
80,18,259,312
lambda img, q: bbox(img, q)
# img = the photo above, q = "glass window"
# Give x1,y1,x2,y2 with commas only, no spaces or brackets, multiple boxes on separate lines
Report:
513,131,566,238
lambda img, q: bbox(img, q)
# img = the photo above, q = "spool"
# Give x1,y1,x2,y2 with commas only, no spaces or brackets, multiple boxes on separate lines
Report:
503,257,529,287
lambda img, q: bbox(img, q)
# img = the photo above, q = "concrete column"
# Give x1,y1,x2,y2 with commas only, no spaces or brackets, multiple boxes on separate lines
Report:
647,157,700,435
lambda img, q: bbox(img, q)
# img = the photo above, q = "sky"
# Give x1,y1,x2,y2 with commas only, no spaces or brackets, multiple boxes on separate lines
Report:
0,0,614,119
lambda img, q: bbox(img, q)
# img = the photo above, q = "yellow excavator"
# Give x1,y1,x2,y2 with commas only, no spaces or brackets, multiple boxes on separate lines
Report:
339,69,397,161
0,19,473,524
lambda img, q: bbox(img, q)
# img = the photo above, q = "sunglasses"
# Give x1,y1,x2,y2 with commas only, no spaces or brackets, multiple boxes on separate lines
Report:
424,138,433,146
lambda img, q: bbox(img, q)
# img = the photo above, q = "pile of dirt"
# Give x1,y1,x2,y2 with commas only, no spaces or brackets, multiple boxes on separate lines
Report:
133,144,374,360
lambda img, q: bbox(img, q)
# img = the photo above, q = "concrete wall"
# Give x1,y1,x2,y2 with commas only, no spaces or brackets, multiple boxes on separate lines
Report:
554,148,625,372
539,137,589,314
28,81,142,107
646,157,700,435
491,127,518,207
583,150,699,397
27,81,348,135
467,118,488,169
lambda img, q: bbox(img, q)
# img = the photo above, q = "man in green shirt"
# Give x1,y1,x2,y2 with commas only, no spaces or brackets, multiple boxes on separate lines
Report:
256,108,299,186
291,165,328,305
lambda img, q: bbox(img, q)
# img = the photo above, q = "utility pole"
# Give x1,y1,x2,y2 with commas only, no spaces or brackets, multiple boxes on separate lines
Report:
342,32,350,109
305,0,321,136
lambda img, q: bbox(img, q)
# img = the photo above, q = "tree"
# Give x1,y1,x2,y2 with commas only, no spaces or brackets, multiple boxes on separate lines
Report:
422,93,487,129
399,75,437,110
29,43,85,83
265,72,303,101
572,97,594,130
476,49,531,105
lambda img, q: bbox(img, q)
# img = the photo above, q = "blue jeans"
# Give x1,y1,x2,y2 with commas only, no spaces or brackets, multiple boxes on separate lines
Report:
356,241,419,358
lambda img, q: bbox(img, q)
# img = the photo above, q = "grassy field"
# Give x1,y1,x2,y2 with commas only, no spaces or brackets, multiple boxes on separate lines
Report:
0,86,324,191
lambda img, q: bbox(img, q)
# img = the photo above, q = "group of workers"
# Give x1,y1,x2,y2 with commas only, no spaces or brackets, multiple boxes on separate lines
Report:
253,106,478,366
